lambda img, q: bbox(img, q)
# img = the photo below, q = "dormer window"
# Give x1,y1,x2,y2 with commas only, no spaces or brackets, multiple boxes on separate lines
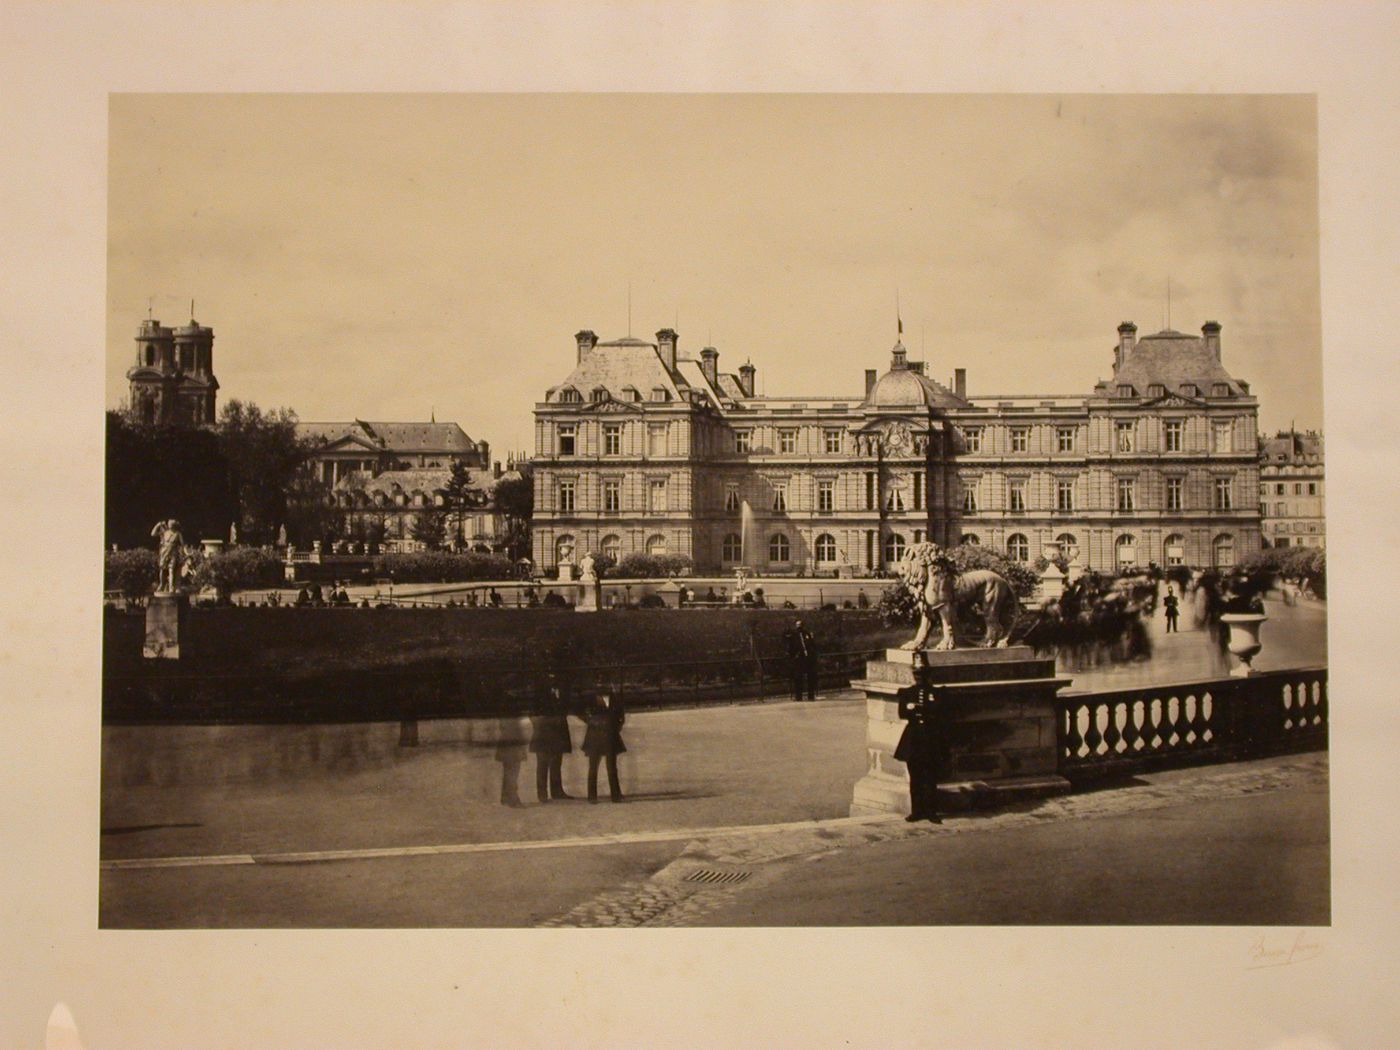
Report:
1116,384,1136,398
1147,384,1166,399
558,386,582,404
1179,383,1198,397
621,385,641,402
651,387,670,402
1211,383,1231,397
590,386,608,403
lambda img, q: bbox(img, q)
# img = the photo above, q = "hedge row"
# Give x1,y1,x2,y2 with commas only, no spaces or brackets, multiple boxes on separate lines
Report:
370,551,517,582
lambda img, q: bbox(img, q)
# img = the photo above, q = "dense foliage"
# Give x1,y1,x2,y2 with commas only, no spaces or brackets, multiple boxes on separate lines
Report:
493,469,534,561
610,553,694,578
192,547,285,593
104,548,158,598
1241,546,1326,598
409,508,448,550
875,545,1039,628
372,551,516,582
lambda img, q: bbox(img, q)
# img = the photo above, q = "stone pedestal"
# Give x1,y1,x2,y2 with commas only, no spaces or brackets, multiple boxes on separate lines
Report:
143,592,189,660
576,578,601,612
558,563,575,582
850,646,1072,816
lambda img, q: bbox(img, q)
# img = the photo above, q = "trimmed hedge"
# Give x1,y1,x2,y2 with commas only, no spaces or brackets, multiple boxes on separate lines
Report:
194,547,284,592
371,551,516,582
105,548,158,598
609,553,693,578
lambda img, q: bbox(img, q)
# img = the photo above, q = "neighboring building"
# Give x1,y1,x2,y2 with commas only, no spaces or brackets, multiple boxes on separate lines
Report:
1258,430,1325,550
125,315,220,424
531,321,1262,575
296,420,512,548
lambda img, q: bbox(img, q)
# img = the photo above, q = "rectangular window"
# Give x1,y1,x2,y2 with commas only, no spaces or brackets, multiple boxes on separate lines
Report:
1164,420,1183,452
1117,478,1136,512
1116,421,1135,453
558,481,575,513
647,423,667,457
885,485,905,512
1293,483,1302,495
1009,480,1027,512
779,429,797,454
1166,477,1184,511
1215,477,1233,510
1275,502,1286,516
771,483,787,513
725,484,740,512
818,480,834,513
824,429,842,454
1056,479,1074,512
913,472,924,510
734,430,752,454
603,479,620,512
963,480,978,512
649,479,668,513
1057,427,1075,453
963,427,982,453
1308,482,1317,495
865,472,876,511
1011,427,1029,453
603,424,621,456
558,424,576,457
1213,421,1232,453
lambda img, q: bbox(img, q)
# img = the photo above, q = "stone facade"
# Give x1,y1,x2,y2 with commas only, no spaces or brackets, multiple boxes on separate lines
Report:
1258,431,1325,550
125,316,219,425
531,321,1263,574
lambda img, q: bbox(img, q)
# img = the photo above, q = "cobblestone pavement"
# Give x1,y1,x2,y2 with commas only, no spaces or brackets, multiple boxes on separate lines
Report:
536,752,1328,927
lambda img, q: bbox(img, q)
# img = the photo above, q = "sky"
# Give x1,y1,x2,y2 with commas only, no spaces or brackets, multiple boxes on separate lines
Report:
107,94,1321,454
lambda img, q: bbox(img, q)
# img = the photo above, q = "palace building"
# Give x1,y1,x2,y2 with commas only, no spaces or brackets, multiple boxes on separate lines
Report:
531,320,1263,575
125,315,220,425
1259,430,1325,550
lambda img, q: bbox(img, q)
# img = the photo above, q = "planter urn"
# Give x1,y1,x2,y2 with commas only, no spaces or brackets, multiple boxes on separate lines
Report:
1220,612,1268,677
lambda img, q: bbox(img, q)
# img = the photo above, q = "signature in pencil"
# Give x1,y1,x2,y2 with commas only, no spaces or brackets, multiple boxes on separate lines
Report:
1246,930,1324,970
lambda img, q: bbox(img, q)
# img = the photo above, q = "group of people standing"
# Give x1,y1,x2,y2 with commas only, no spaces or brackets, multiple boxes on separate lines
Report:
495,679,628,806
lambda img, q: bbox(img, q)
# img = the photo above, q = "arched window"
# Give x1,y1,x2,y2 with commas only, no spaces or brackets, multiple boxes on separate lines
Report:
1055,533,1079,561
814,533,837,564
960,533,981,546
721,532,742,563
1164,533,1186,567
1213,533,1235,569
1116,533,1138,568
768,533,790,563
1006,533,1029,562
646,534,668,556
601,534,622,562
883,532,907,565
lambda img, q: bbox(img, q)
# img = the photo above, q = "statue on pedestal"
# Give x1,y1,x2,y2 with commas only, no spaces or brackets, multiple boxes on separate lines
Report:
579,551,597,583
151,519,187,593
896,542,1018,651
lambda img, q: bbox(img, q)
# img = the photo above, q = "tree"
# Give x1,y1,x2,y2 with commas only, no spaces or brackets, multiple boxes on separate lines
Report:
493,467,534,560
216,400,321,546
410,508,448,550
440,460,482,549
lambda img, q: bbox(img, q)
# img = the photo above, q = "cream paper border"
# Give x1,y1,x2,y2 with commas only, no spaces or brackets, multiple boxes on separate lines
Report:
2,3,1397,1047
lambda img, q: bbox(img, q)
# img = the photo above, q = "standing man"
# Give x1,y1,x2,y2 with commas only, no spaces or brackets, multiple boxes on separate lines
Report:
895,651,946,823
1163,586,1180,633
783,619,819,701
529,675,574,802
581,692,626,803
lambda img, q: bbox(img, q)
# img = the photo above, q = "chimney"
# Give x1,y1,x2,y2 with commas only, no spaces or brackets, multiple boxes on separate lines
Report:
1202,321,1222,360
575,329,598,364
656,328,678,371
1116,322,1137,369
909,360,926,376
738,360,756,398
954,368,967,399
493,460,503,479
865,369,878,399
700,346,719,386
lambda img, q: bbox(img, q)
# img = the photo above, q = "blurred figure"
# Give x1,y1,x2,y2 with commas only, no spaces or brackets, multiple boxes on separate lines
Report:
783,619,819,701
581,692,626,803
494,712,529,808
896,651,945,823
530,677,574,802
489,587,504,608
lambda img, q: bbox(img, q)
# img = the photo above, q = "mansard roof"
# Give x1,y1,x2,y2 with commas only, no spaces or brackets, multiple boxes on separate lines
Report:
1103,329,1248,397
550,338,684,403
298,420,479,453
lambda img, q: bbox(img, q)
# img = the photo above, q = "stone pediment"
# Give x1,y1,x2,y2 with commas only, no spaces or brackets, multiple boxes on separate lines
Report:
321,433,383,452
579,396,644,414
851,417,935,457
1140,391,1208,409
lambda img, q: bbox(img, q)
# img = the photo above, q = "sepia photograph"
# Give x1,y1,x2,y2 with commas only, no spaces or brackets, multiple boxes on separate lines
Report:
100,92,1329,930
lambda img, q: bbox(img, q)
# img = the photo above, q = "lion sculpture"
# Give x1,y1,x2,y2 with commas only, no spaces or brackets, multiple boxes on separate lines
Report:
896,542,1019,651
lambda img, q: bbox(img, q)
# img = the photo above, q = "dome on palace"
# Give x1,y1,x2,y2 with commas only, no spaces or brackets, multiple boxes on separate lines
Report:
864,342,969,411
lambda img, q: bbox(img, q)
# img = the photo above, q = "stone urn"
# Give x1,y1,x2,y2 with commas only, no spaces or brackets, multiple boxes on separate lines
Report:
1220,612,1268,677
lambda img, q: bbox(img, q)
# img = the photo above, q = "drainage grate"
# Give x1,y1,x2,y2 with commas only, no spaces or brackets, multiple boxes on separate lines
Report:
685,869,752,885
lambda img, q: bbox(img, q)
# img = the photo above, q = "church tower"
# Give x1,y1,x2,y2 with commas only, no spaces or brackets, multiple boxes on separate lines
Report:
126,312,219,425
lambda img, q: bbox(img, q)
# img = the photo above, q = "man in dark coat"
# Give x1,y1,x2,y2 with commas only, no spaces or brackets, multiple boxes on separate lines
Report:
580,692,626,803
529,678,574,802
783,619,819,701
1163,586,1180,633
895,654,946,823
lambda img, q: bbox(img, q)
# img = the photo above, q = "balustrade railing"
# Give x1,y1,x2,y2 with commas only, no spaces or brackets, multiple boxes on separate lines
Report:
1055,667,1326,778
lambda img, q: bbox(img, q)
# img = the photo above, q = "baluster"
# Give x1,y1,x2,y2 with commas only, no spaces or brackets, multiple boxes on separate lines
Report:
1103,699,1123,755
1084,702,1104,759
1119,698,1142,754
1196,690,1214,746
1164,695,1182,750
1062,703,1085,762
1318,678,1328,732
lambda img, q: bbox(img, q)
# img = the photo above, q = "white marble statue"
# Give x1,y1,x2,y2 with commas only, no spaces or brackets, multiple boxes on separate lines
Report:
151,518,187,593
579,551,597,582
